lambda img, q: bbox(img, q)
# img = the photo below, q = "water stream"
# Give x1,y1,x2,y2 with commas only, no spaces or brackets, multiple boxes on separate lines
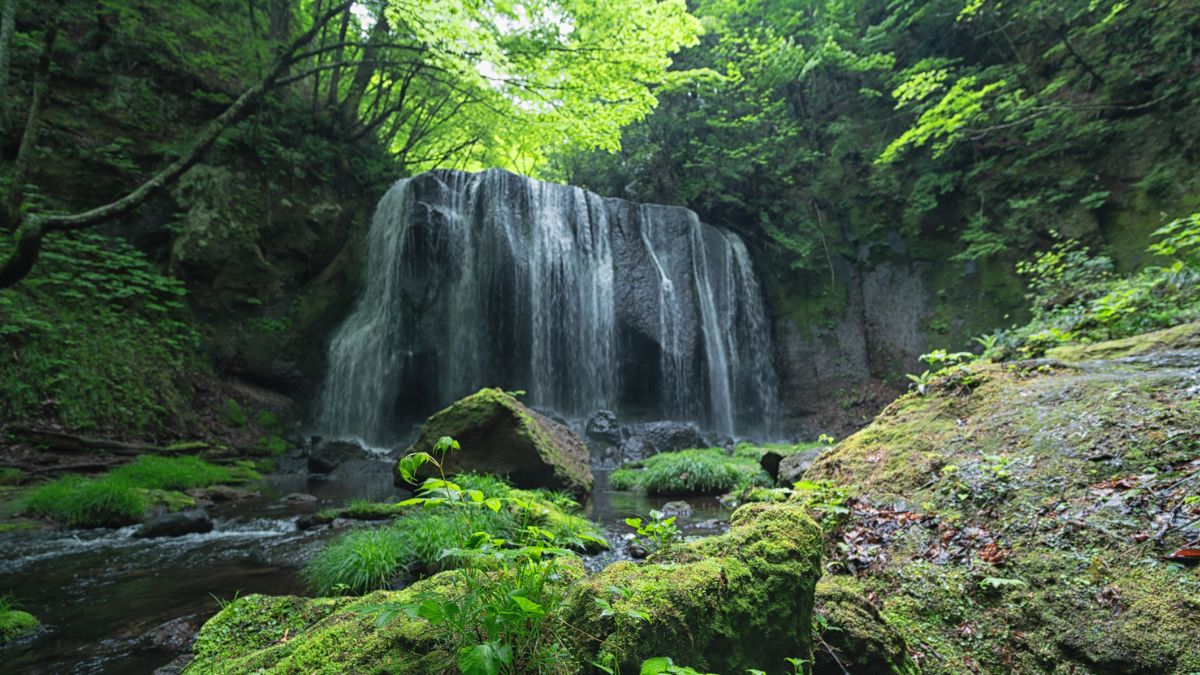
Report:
2,462,730,673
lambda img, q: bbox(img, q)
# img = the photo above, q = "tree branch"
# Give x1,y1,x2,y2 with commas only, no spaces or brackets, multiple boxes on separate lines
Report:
0,0,354,289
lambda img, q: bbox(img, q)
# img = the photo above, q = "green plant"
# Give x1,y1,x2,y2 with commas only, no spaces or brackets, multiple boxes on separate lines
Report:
108,455,245,490
360,436,608,674
223,399,248,428
625,509,680,554
23,476,146,528
790,480,851,530
638,657,715,674
303,528,408,595
609,448,771,496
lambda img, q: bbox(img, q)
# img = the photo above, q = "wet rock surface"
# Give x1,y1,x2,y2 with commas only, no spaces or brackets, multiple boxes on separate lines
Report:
136,510,214,538
307,438,370,473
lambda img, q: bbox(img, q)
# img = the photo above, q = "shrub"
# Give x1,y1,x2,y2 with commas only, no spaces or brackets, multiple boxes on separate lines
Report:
23,477,146,528
610,448,771,496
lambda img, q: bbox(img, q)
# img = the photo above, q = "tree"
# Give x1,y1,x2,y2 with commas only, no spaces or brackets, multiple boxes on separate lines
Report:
0,0,702,288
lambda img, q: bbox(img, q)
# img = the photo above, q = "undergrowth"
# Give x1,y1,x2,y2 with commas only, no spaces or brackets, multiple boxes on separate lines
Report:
0,231,201,433
304,472,607,596
986,213,1200,357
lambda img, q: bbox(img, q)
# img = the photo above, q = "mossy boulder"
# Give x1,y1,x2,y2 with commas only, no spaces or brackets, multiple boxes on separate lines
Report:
398,388,593,493
805,329,1200,674
814,576,918,675
561,502,823,673
1045,320,1200,362
0,609,39,642
185,576,455,674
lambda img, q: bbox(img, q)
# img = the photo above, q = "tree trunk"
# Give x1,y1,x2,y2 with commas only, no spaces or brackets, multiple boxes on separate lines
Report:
5,8,58,229
323,6,351,109
337,14,390,133
0,0,19,139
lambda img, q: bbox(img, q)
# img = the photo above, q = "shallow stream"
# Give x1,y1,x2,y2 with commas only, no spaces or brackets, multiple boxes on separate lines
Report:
1,461,730,673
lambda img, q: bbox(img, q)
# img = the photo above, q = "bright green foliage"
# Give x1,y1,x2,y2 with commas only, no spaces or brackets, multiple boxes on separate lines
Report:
303,508,516,596
22,476,147,528
624,509,680,554
362,436,602,674
0,231,199,433
108,455,249,490
789,479,851,531
609,447,772,496
987,215,1200,357
21,454,253,528
638,656,715,675
305,470,607,596
0,596,39,642
559,0,1200,320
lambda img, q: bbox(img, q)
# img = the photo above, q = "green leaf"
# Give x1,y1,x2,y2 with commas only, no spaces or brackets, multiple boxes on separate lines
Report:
458,641,513,675
510,595,545,616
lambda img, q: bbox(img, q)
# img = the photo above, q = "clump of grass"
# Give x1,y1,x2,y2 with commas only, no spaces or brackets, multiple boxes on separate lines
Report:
22,455,256,528
301,528,408,595
609,447,772,496
304,508,515,595
108,455,249,490
0,467,24,486
23,476,146,528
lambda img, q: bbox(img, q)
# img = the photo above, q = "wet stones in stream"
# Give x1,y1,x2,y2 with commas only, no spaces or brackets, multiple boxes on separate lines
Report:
136,509,214,538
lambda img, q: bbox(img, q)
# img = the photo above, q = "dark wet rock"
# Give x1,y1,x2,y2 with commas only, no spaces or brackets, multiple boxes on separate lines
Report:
397,388,592,493
295,513,329,530
778,448,825,484
308,439,369,473
136,509,213,538
585,410,623,445
144,617,199,652
760,450,785,482
281,492,318,503
661,501,693,518
153,654,194,675
626,540,650,559
284,433,309,459
615,420,707,464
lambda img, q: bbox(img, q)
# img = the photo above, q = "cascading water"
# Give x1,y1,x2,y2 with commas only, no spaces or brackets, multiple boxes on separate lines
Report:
318,169,777,445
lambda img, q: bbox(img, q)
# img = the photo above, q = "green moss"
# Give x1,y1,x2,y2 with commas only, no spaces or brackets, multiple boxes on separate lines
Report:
110,455,254,490
186,575,467,674
0,467,25,486
401,388,592,493
814,576,918,675
21,455,257,528
0,609,39,642
1046,320,1200,361
805,329,1200,673
562,503,823,672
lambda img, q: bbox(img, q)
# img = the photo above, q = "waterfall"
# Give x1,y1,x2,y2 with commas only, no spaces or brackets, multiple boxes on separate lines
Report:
318,169,777,445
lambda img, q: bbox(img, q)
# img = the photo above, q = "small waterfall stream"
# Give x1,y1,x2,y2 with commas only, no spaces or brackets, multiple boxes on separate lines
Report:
318,169,777,444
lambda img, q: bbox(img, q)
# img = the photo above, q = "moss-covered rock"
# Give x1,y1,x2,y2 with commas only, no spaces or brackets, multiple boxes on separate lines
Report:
805,330,1200,674
813,576,918,675
398,388,593,493
185,578,454,674
561,502,823,673
1046,320,1200,361
0,609,39,642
